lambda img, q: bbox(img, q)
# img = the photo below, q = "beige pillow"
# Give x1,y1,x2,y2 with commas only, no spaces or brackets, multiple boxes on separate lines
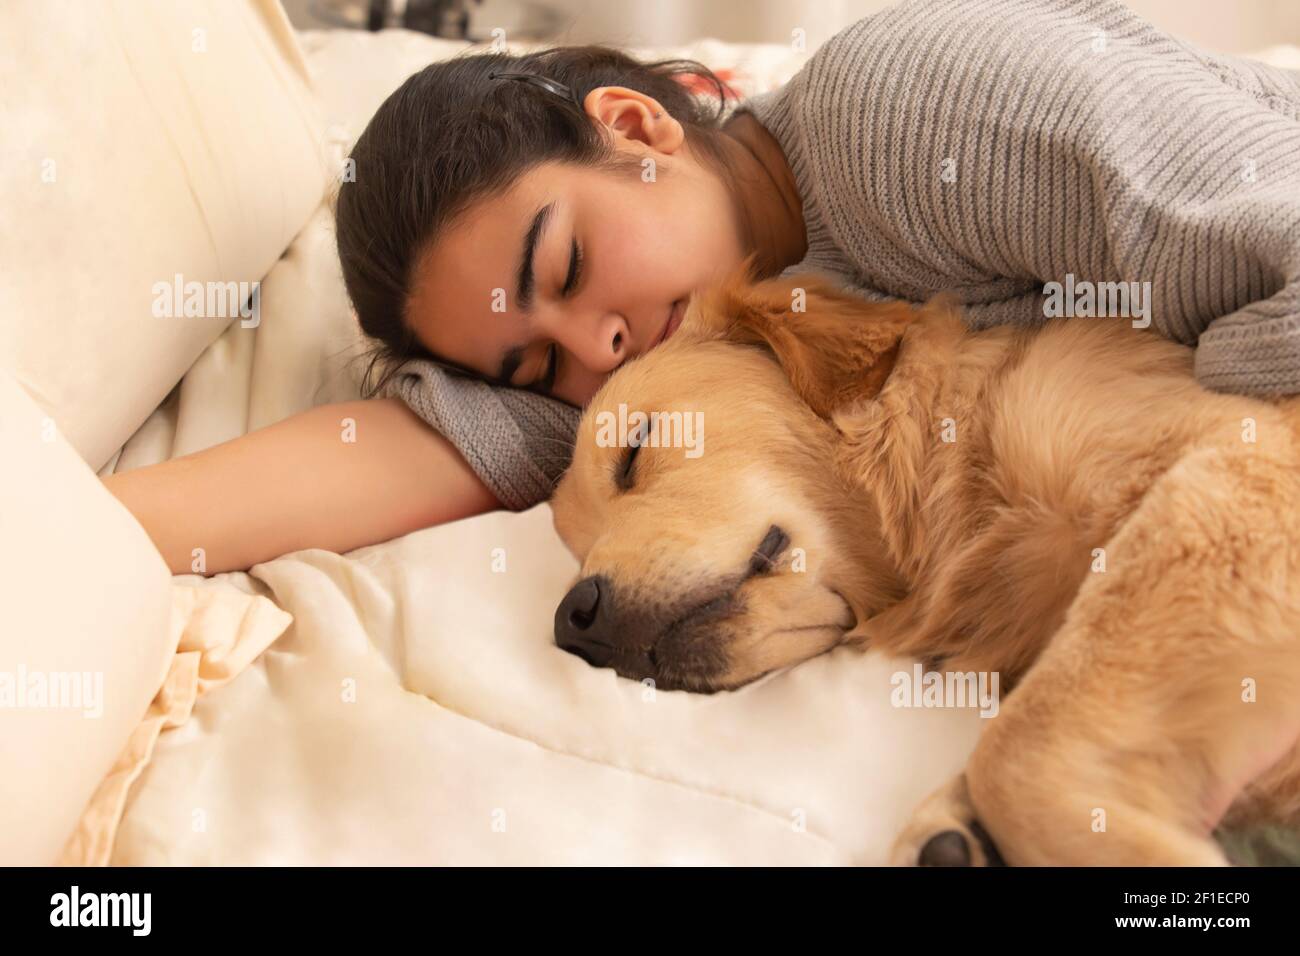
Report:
0,371,175,864
0,0,328,471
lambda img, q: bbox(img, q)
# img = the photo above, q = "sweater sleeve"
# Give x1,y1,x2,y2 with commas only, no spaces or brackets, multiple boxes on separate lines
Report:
1168,41,1300,393
380,358,581,511
741,0,1300,396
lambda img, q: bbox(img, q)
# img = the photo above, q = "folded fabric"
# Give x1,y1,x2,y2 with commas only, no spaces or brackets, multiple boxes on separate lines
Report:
58,585,292,866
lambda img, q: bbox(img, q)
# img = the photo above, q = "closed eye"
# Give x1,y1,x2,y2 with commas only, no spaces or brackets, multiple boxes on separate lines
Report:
562,237,583,297
747,525,790,575
616,438,642,491
527,238,583,394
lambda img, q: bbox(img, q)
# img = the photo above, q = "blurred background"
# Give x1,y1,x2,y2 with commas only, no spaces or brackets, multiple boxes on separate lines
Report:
284,0,1300,54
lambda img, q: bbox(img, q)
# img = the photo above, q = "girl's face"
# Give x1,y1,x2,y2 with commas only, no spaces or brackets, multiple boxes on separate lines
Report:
404,86,748,407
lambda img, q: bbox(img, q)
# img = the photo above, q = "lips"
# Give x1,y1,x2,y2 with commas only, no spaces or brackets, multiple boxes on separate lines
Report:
652,298,687,351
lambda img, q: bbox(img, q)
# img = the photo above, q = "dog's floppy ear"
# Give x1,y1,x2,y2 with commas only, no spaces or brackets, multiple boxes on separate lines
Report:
689,268,926,419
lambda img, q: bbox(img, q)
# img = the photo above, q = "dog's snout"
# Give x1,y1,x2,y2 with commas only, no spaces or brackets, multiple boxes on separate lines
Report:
555,575,617,665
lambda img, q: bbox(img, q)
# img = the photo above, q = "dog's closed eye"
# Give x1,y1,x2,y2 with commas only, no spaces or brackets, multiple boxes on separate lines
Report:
616,440,642,491
748,524,790,575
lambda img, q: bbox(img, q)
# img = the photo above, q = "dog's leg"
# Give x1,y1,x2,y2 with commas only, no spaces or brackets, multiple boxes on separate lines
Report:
898,444,1300,866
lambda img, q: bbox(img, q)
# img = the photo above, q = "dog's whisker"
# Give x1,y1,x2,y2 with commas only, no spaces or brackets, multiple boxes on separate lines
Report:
531,435,577,450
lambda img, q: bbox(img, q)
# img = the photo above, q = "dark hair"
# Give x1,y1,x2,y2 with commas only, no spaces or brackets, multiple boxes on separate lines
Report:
334,45,735,398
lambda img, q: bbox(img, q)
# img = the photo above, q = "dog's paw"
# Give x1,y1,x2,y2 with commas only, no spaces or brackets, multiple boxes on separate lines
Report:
888,774,1007,867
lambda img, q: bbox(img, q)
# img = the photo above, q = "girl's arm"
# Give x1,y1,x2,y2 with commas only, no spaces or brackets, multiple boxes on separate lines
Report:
769,0,1300,395
102,398,501,576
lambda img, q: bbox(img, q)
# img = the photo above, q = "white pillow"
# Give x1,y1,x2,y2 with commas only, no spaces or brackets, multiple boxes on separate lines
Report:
0,371,176,865
0,0,329,471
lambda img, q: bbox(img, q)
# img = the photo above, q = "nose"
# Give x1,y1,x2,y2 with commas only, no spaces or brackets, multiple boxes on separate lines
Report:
545,308,631,377
554,574,617,666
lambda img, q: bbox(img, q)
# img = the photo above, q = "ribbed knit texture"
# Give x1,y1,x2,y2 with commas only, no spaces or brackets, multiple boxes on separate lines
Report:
382,364,581,510
388,0,1300,511
740,0,1300,395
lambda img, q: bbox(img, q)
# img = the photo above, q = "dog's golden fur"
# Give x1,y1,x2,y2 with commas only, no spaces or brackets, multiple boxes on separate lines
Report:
550,271,1300,865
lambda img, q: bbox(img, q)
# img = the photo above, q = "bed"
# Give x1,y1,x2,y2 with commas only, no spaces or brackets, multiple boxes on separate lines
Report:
8,1,1296,865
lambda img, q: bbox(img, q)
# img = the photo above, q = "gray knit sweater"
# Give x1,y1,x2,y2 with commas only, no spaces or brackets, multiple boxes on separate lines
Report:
384,0,1300,511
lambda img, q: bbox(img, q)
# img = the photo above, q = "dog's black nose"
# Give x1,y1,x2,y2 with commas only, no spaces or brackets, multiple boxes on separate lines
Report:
555,575,616,665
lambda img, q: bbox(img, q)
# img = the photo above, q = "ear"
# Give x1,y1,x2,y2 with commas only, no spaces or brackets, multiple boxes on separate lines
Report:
689,267,932,419
583,86,684,153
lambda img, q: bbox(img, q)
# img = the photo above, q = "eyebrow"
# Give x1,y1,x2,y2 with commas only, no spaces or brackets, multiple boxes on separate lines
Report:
516,201,555,315
495,201,557,385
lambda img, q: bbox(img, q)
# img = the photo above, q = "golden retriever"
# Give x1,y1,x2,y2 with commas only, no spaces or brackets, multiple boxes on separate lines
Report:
548,270,1300,866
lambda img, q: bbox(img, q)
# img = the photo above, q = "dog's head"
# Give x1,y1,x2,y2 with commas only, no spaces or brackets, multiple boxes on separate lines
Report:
550,268,922,692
